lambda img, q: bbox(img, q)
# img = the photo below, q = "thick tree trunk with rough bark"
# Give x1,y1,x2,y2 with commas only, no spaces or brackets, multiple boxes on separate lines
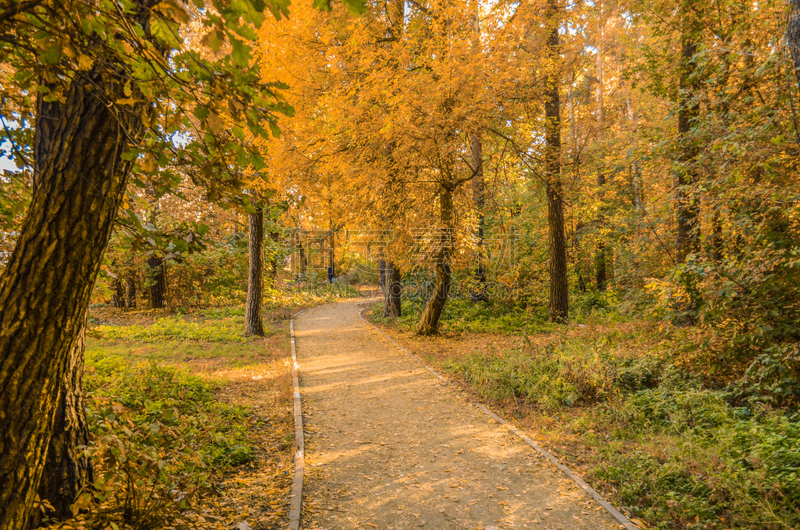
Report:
35,320,92,522
0,59,143,528
245,207,264,337
147,255,166,309
416,188,454,335
676,16,701,262
544,0,569,323
382,261,402,317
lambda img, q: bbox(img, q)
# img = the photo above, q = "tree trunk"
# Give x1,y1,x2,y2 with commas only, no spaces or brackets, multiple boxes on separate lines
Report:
416,188,454,335
112,278,125,308
382,261,402,317
469,0,487,302
245,207,264,337
0,59,143,528
378,258,386,291
35,319,92,523
788,0,800,91
568,77,577,158
595,7,607,291
676,14,701,262
544,0,569,323
710,209,724,262
470,133,487,302
625,88,644,212
125,275,137,309
147,255,166,309
298,242,307,277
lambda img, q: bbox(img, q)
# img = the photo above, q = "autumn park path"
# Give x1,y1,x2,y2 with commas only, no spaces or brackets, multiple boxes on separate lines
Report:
294,299,623,530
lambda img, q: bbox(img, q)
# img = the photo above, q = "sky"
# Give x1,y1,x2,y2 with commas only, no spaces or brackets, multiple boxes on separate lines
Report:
0,156,17,172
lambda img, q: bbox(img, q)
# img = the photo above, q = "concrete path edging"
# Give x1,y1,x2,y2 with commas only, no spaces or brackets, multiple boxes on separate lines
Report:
357,306,640,530
288,309,306,530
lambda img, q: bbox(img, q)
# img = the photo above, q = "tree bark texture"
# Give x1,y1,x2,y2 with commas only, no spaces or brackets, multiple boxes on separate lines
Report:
595,7,607,291
147,255,166,309
544,0,569,323
625,89,644,212
0,57,145,528
35,319,92,522
112,278,125,308
378,258,386,291
245,207,264,337
788,0,800,89
470,133,487,302
125,275,136,309
382,261,402,318
416,188,454,335
676,17,701,262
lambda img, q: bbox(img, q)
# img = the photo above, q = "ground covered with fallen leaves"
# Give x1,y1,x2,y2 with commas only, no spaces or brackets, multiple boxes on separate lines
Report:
45,306,298,530
295,299,623,530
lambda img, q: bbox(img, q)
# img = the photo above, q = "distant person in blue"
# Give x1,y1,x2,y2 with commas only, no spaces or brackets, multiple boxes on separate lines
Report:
327,265,334,284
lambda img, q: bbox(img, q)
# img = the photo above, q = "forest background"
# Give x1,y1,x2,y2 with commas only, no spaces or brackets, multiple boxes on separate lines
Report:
1,0,800,528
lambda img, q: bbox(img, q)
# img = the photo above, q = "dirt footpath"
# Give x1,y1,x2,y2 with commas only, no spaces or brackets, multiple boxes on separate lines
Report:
295,300,623,530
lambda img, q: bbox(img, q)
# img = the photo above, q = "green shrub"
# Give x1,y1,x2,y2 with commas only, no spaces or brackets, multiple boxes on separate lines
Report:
77,351,254,528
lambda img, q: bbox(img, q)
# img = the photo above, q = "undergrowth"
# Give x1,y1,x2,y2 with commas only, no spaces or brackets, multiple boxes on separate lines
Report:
65,348,255,529
440,334,800,529
373,295,800,530
92,314,254,342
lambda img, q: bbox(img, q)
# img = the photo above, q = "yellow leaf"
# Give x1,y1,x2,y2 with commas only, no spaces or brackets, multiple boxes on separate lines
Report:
76,54,94,70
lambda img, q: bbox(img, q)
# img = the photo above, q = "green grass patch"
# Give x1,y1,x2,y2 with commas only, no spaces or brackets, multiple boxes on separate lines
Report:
85,338,271,368
78,348,255,527
372,298,556,334
92,314,255,342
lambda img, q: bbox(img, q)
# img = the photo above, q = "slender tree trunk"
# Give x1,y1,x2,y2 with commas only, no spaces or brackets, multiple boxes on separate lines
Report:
266,229,280,289
378,257,386,291
676,13,701,262
416,188,454,335
469,0,487,302
112,278,125,308
595,6,607,291
710,209,724,261
568,78,577,158
625,88,644,212
470,133,487,301
245,207,264,337
788,0,800,90
125,275,136,309
147,255,166,309
382,261,402,317
0,56,144,528
35,319,92,522
299,243,307,276
544,0,569,323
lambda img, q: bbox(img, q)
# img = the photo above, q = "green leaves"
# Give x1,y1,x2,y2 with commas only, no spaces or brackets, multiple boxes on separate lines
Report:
313,0,367,14
39,44,62,64
230,36,252,67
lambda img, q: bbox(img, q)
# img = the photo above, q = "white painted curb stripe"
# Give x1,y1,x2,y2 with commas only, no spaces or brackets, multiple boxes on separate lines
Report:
288,309,306,530
357,307,640,530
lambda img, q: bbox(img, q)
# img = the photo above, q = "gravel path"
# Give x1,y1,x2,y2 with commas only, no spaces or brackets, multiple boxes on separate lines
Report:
295,299,623,530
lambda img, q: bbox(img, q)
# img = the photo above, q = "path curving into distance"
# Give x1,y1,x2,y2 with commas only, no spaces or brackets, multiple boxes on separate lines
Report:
294,299,628,530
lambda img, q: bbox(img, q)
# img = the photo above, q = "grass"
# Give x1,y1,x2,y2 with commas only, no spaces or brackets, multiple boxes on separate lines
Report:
372,297,556,334
52,305,297,530
370,298,800,530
